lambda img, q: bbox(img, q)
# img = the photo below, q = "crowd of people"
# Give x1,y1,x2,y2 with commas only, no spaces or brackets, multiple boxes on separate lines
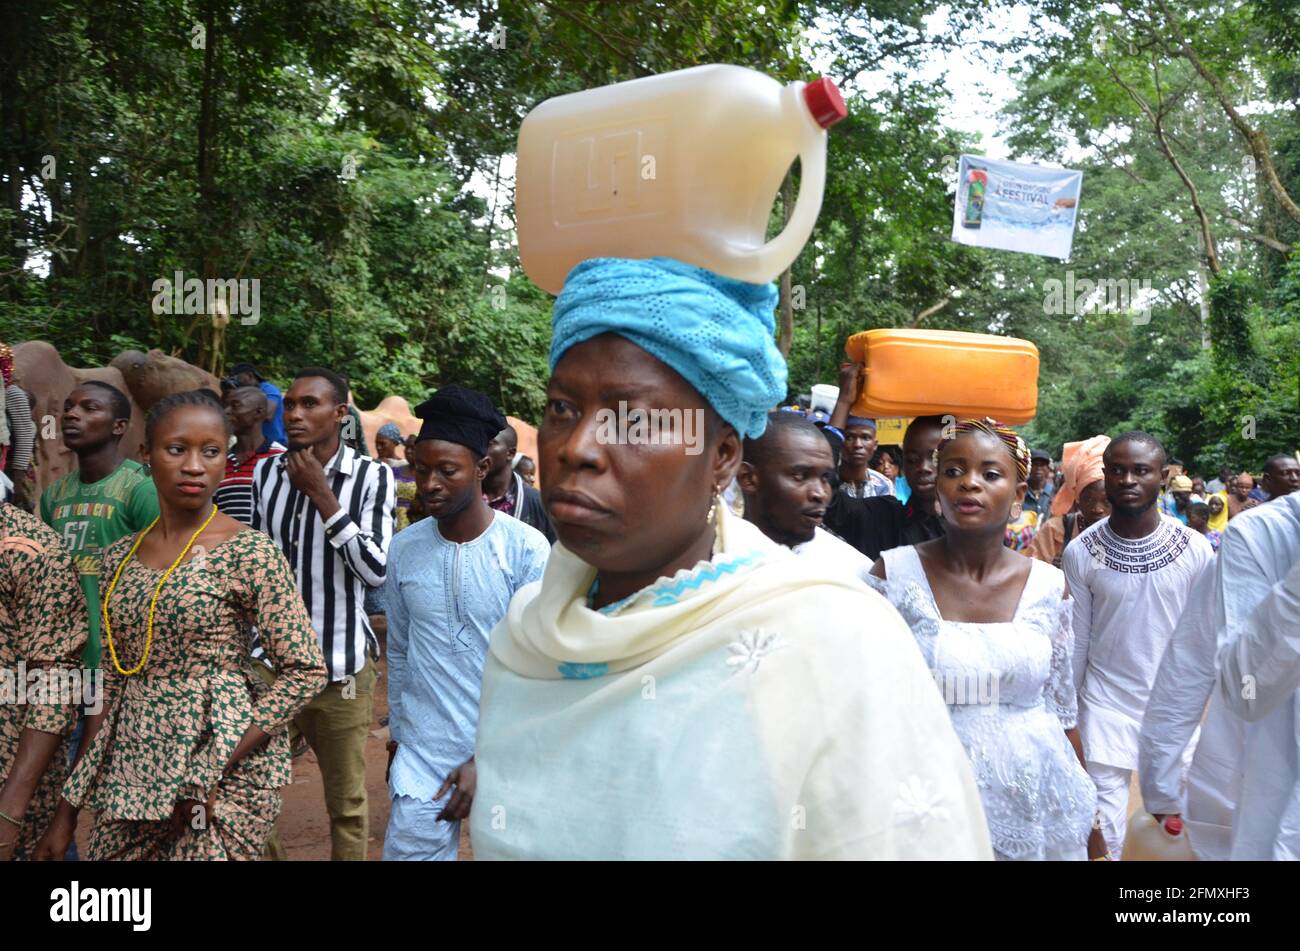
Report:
1,260,1298,861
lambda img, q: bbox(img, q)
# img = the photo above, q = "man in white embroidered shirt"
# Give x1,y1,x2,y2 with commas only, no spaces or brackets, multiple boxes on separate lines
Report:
252,366,395,860
1063,432,1212,858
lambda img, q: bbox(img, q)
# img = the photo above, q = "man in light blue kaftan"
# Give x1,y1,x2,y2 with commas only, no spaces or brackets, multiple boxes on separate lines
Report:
381,385,550,861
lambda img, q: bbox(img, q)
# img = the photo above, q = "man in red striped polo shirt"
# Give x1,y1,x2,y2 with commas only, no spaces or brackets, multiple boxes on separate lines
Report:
215,384,286,524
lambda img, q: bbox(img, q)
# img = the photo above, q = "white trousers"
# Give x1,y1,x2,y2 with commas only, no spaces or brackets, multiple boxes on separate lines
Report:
1087,760,1132,858
382,794,460,861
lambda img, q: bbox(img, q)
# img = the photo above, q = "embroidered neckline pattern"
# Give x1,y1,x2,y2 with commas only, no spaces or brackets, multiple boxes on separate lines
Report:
1082,519,1191,574
592,549,768,617
649,551,764,606
557,661,609,680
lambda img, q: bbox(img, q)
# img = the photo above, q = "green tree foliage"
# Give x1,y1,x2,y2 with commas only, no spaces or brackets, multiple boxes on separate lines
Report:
995,0,1299,470
1207,269,1258,376
1,0,1296,470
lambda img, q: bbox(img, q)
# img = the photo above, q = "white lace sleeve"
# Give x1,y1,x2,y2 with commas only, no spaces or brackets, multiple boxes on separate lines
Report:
1046,597,1079,730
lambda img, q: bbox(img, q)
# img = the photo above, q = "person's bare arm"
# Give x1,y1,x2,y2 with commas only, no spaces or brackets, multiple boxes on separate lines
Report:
0,729,63,860
828,362,863,431
1064,728,1086,770
29,705,108,861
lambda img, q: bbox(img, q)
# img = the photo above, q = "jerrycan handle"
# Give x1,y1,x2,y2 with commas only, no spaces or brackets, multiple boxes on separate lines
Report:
743,78,845,279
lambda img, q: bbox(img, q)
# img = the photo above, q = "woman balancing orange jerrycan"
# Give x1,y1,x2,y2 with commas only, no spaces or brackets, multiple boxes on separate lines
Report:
516,64,847,294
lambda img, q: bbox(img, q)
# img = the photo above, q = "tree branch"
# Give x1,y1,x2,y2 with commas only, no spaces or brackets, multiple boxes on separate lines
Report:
535,1,649,75
1105,58,1221,275
1152,0,1300,226
911,297,951,328
1223,217,1293,254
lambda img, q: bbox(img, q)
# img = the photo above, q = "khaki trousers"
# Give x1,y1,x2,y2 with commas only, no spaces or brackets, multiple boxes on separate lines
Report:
260,657,376,861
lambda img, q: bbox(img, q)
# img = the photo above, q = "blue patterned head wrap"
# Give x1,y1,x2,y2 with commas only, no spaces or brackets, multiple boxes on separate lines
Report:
376,422,401,442
550,257,787,440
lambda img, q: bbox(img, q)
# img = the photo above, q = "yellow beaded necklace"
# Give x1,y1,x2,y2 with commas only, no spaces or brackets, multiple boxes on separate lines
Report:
101,504,219,677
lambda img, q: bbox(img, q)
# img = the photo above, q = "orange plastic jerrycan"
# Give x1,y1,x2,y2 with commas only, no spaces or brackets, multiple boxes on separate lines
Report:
843,329,1040,424
516,64,847,294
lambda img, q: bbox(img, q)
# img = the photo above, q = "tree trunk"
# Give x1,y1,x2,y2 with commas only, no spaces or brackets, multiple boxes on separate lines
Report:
483,153,502,289
814,297,822,383
777,172,794,357
1195,254,1211,351
196,2,220,368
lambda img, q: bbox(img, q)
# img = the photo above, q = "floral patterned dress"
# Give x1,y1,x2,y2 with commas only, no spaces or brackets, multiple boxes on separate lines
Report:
0,504,88,858
63,527,327,860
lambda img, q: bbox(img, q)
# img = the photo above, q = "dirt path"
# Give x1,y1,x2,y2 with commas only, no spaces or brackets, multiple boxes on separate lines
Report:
273,655,473,860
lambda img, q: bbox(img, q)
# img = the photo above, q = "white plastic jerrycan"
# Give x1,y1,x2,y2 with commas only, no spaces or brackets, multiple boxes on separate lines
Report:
1121,813,1196,861
516,64,847,294
809,383,840,416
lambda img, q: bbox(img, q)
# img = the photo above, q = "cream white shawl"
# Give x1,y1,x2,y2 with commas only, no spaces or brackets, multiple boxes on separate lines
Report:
471,508,992,860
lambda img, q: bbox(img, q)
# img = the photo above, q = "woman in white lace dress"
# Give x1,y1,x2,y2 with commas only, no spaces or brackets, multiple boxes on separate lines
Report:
868,418,1099,860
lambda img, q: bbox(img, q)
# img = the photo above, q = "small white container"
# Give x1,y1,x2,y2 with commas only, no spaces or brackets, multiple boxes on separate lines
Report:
809,383,840,416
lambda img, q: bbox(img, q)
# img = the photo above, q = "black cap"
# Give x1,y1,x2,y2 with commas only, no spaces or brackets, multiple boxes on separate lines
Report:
1030,449,1052,463
414,384,508,458
229,362,265,382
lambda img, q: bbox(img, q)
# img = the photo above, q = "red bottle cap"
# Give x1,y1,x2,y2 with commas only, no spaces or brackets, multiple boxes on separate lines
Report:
803,77,847,129
1164,816,1183,835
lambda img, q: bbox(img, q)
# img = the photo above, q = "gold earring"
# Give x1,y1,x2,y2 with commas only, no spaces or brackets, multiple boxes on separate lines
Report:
1011,503,1023,518
706,484,720,524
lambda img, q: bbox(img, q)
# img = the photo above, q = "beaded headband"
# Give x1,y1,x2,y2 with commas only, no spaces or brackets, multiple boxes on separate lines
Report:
937,416,1031,482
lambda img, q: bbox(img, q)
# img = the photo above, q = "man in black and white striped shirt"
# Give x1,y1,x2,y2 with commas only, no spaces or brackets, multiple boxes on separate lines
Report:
252,366,394,860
